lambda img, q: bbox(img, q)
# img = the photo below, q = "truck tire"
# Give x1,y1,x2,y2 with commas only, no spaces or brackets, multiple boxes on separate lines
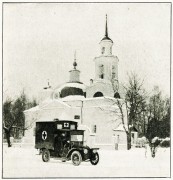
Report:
42,149,50,162
90,152,99,165
71,151,82,166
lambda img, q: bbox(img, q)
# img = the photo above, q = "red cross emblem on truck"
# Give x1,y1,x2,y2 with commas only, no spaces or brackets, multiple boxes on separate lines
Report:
42,131,47,140
64,122,69,128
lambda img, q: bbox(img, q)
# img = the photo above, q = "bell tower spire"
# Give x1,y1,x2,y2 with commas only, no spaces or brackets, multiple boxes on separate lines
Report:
105,14,108,38
100,14,113,55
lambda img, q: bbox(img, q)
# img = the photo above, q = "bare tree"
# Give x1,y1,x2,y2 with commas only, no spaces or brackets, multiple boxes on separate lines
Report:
3,98,14,147
98,97,131,150
146,86,170,141
115,99,131,150
147,86,169,121
3,90,38,147
124,73,147,128
111,73,147,148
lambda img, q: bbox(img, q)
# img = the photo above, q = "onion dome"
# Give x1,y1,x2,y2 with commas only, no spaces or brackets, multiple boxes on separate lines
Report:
53,82,86,99
53,53,86,99
60,82,86,98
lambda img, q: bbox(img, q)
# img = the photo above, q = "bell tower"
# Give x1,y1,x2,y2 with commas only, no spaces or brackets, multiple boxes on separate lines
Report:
86,15,120,98
94,15,119,83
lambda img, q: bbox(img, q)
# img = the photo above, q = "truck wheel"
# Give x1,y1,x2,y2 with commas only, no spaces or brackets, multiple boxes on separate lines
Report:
90,152,99,165
71,151,82,166
42,149,50,162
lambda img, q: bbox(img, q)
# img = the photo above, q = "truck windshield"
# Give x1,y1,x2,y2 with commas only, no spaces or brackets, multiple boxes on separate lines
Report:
71,135,83,142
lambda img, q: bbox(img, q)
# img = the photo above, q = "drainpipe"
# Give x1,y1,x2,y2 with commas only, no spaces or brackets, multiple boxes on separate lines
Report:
81,100,83,124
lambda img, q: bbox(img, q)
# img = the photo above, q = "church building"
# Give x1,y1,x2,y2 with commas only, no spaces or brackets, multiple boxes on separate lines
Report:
24,16,130,149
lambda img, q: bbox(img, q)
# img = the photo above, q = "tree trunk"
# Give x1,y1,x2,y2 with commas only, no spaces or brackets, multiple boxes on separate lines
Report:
4,128,12,147
127,133,131,150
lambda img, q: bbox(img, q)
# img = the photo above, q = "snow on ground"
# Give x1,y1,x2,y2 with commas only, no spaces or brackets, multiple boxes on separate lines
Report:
3,145,170,178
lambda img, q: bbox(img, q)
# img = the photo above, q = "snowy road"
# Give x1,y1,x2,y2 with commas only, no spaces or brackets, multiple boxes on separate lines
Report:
3,145,170,178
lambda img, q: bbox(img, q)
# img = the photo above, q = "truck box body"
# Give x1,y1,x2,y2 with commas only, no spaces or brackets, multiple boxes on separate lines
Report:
35,120,78,150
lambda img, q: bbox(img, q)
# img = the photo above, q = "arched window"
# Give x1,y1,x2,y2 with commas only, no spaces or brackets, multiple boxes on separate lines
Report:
102,47,105,54
93,92,103,97
114,92,120,99
99,65,104,79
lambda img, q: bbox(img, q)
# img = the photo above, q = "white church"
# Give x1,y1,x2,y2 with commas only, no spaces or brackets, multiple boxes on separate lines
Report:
24,16,136,150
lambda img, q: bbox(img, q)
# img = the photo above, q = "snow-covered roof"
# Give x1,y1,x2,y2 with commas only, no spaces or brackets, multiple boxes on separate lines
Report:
62,95,85,101
39,98,71,109
113,124,128,131
24,105,39,113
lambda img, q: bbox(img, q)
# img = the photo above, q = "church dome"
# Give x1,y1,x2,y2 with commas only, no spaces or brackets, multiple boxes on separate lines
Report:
53,52,86,99
101,36,113,43
53,82,86,99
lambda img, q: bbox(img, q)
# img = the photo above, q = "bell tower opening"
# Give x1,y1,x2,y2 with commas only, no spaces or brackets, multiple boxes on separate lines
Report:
99,64,104,79
93,92,104,97
114,92,120,99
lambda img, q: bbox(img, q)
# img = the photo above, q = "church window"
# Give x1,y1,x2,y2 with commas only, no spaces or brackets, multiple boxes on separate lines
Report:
112,65,116,79
110,47,112,54
74,115,80,119
93,92,103,97
92,125,97,133
114,92,120,99
102,47,105,54
99,65,104,79
94,125,97,133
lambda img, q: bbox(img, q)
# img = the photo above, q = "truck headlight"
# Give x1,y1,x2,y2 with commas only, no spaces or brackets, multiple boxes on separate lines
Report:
84,149,88,154
93,149,97,153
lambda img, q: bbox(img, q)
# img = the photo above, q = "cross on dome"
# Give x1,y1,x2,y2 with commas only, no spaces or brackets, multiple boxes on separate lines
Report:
73,51,77,70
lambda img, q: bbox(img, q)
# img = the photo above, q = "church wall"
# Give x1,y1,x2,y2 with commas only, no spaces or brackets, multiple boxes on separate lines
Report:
24,98,128,149
113,131,128,150
82,107,121,143
86,82,114,98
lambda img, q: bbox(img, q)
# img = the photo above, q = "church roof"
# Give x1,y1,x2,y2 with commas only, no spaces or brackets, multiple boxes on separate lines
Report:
24,105,39,113
55,82,86,92
101,36,113,42
113,124,128,131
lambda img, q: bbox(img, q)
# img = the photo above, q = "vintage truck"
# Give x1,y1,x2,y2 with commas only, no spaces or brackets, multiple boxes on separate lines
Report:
35,120,99,166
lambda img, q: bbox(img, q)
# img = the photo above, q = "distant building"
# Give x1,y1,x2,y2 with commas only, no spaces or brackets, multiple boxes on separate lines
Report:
24,15,130,149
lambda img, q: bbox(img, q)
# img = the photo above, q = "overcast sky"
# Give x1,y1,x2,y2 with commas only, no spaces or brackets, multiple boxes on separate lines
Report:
3,3,171,100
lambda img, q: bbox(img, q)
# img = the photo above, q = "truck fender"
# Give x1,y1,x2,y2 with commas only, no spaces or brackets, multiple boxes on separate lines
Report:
66,148,82,159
